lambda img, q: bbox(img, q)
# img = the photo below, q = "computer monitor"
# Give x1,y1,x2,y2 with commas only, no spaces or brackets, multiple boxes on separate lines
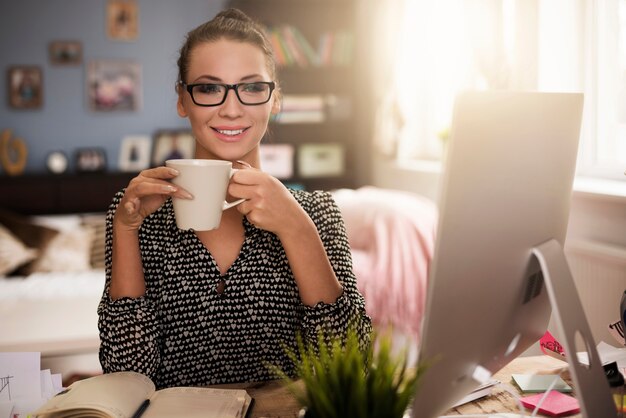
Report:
411,91,616,417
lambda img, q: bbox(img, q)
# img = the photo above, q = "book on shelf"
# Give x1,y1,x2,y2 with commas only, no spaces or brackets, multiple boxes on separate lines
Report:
31,371,253,418
277,94,326,124
265,25,354,68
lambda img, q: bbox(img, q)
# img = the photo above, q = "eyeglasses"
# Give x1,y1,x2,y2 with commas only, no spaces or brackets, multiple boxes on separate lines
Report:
181,81,275,106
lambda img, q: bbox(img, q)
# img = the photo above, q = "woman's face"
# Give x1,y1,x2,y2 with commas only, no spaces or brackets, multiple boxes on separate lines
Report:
177,38,279,163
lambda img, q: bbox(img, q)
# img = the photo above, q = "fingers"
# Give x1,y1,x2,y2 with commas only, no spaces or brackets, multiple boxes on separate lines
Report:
230,166,264,186
139,166,180,179
115,166,193,229
131,180,192,200
129,167,193,200
235,160,252,169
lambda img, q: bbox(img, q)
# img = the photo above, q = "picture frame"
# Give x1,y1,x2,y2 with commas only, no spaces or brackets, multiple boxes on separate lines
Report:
298,143,345,178
260,144,294,179
7,66,43,109
87,59,141,112
118,135,151,172
75,147,108,173
49,41,82,65
151,130,195,167
107,0,139,41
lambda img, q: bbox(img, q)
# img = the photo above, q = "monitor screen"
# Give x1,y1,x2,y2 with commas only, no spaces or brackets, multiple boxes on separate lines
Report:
410,91,613,417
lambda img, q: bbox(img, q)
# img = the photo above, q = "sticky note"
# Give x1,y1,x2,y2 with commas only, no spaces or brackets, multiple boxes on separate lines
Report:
520,390,580,417
540,330,566,358
512,374,572,393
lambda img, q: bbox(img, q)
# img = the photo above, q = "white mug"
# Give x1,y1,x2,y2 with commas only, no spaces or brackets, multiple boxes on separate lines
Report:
165,159,244,231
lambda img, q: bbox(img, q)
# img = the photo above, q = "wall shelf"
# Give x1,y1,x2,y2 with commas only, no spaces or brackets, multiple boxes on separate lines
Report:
0,172,136,215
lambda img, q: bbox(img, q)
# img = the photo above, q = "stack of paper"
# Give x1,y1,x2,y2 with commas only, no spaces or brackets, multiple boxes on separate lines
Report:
0,352,64,418
451,380,499,407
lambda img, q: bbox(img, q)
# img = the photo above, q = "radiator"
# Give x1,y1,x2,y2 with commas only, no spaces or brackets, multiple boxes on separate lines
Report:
562,240,626,349
523,239,626,356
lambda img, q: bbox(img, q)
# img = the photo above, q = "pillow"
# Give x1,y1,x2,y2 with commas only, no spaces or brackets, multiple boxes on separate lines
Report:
0,209,59,250
27,226,95,273
0,209,59,275
80,213,106,269
0,224,37,275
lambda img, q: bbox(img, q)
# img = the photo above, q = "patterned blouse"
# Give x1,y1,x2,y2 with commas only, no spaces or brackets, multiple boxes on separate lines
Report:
98,189,372,389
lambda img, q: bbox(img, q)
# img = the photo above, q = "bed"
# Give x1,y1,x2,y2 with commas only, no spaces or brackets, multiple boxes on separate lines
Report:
0,174,437,379
0,173,132,380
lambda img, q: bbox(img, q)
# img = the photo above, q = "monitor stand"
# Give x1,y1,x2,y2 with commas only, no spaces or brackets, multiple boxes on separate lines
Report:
439,239,617,418
532,239,616,417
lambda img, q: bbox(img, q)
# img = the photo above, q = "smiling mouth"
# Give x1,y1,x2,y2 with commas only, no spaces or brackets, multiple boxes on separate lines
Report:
213,127,248,136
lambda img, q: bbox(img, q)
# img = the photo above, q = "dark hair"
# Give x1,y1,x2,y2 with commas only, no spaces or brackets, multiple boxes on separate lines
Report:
176,8,278,90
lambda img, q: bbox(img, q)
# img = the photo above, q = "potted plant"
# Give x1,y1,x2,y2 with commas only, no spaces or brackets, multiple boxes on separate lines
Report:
274,328,427,418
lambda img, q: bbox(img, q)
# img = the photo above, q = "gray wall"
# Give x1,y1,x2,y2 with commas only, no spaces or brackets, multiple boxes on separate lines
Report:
0,0,226,173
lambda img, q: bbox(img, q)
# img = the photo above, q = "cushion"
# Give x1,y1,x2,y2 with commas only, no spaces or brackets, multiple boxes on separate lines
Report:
0,223,38,276
80,213,106,269
0,210,97,275
28,227,95,273
0,209,59,275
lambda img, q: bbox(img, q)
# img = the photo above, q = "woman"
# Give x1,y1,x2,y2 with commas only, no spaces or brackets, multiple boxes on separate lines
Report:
98,8,371,389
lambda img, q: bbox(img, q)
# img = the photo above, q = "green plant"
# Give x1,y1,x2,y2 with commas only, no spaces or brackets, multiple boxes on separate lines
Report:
274,329,428,418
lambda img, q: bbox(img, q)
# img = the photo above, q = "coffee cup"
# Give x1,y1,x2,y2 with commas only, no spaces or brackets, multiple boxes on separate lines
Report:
165,159,244,231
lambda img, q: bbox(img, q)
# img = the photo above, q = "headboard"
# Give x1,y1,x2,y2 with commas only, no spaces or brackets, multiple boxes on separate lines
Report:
0,172,136,215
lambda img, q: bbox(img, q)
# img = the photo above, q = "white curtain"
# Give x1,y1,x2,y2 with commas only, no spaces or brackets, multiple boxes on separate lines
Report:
372,0,540,161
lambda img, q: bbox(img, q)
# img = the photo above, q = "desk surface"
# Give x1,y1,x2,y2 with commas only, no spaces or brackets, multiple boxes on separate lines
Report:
447,355,578,417
234,355,580,418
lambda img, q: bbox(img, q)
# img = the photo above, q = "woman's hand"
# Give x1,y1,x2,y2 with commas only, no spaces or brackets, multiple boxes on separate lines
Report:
228,168,309,237
114,167,192,231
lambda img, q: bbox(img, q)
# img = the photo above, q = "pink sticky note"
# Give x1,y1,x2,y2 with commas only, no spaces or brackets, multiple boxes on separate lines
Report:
520,390,580,417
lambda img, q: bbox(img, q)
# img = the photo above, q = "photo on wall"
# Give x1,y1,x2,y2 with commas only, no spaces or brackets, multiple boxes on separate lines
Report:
7,66,43,109
49,41,82,65
107,0,139,41
87,59,141,112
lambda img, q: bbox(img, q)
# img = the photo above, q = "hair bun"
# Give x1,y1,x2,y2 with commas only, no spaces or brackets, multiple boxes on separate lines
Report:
215,8,253,23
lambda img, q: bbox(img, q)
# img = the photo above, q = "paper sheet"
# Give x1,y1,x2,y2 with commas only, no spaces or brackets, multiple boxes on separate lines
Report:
576,341,626,370
608,318,626,347
40,369,54,400
0,352,41,402
0,402,13,418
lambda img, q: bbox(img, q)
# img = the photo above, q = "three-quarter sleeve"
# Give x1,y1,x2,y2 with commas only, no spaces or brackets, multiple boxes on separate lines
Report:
97,191,162,380
299,191,372,351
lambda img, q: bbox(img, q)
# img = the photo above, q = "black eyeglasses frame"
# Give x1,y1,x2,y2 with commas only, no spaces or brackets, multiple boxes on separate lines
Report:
180,81,276,107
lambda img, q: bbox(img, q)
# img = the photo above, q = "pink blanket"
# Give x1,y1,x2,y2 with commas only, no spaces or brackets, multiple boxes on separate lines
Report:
332,187,438,342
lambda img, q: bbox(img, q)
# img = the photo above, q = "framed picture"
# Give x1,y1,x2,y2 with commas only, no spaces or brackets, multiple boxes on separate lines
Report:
87,59,141,112
260,144,294,179
49,41,82,65
118,135,151,172
298,143,345,178
151,130,195,167
7,66,43,109
107,0,139,41
75,148,108,173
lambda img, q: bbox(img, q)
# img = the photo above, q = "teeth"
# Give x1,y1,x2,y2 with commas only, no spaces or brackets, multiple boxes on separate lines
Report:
217,128,244,136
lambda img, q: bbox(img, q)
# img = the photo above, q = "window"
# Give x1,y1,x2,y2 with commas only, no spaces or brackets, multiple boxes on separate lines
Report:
579,0,626,179
379,0,625,181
